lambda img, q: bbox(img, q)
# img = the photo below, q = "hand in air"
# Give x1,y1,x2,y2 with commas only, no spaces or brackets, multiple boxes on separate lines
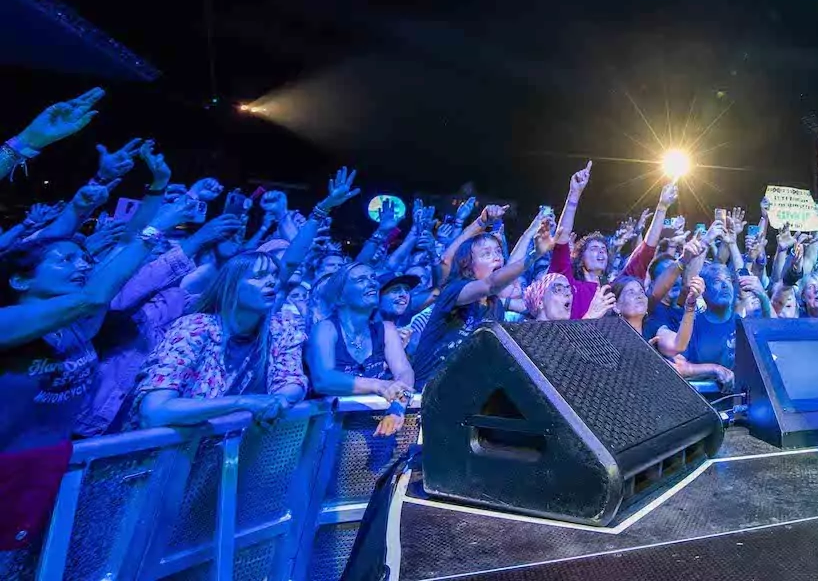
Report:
18,87,105,149
96,138,142,181
569,161,592,199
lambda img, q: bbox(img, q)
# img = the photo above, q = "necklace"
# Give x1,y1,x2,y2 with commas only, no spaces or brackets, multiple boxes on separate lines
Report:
341,322,369,353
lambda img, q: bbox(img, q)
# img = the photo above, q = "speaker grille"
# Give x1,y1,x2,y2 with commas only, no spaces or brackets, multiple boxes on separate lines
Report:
502,318,711,454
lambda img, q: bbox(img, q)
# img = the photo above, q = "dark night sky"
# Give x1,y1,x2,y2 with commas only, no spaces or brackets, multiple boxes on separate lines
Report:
3,0,818,240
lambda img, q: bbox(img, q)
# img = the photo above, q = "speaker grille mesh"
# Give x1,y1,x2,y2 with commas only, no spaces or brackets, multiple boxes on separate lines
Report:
502,318,711,454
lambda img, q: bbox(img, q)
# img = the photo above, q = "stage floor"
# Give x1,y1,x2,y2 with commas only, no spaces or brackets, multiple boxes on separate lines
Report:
391,429,818,580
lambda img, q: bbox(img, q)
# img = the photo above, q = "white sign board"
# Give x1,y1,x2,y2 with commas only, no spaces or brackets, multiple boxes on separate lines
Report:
764,185,818,231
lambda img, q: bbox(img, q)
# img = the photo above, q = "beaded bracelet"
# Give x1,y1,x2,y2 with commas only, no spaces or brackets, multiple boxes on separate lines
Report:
309,205,330,222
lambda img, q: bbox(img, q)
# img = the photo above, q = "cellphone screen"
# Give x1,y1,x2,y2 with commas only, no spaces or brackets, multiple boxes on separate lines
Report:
715,208,727,223
747,225,760,237
695,223,706,233
223,192,251,216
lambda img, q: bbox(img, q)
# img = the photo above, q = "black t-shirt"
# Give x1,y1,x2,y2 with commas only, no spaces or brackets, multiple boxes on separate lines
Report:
0,321,99,452
412,279,504,390
684,313,739,369
644,302,685,339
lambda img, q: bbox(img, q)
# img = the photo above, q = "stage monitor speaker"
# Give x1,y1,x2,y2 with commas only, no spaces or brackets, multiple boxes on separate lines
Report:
422,317,723,527
738,317,818,449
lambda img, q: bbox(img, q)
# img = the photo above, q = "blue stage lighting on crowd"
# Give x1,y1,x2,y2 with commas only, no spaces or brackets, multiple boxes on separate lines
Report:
367,194,406,222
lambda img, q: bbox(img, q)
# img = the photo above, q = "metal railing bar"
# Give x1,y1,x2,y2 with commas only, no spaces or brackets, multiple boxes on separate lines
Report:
317,502,370,525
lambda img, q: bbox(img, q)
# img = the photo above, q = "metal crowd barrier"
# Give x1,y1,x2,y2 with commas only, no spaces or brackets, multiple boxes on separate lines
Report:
1,395,422,581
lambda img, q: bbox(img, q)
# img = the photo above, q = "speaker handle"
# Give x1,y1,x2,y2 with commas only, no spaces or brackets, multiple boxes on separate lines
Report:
464,415,548,463
463,415,547,434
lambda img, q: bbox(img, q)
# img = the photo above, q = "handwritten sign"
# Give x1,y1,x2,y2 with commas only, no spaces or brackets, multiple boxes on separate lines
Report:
764,185,818,231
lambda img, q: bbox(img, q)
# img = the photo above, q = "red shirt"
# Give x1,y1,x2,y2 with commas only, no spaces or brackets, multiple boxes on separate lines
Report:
548,241,656,319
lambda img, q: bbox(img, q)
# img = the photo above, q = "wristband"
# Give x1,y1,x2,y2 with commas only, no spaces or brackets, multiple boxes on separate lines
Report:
6,136,41,159
310,205,330,221
476,217,487,229
566,199,579,208
370,231,387,244
138,226,165,246
454,219,464,228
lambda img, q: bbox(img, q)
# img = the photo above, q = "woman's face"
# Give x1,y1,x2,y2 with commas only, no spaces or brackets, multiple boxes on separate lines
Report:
616,280,648,318
341,264,380,310
19,241,92,299
471,238,504,280
236,258,279,312
286,285,309,316
539,274,573,321
380,283,412,317
772,286,799,319
582,240,608,273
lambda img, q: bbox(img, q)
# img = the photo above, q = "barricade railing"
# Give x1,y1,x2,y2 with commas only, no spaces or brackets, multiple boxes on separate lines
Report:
1,395,422,581
4,381,720,581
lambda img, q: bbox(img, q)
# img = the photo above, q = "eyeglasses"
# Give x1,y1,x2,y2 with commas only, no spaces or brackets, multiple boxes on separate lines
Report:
548,283,572,296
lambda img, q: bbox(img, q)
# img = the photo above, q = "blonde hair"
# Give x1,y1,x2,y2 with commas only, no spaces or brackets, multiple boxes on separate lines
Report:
197,252,280,391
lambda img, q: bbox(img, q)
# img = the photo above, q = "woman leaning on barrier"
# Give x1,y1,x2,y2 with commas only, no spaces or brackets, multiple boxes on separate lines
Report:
131,252,308,428
307,262,415,437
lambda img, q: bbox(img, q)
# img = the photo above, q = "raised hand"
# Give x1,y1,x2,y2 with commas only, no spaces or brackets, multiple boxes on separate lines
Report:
189,177,224,202
479,204,509,225
72,179,122,212
191,214,244,247
745,235,767,260
727,207,747,236
658,182,679,211
583,285,616,319
793,243,805,271
416,230,437,254
456,196,478,222
671,215,686,232
436,222,456,246
777,224,796,252
535,223,562,255
738,274,765,297
17,87,105,150
164,183,188,203
612,218,637,247
259,190,287,218
704,220,726,245
681,237,707,263
377,199,402,231
85,222,127,257
139,140,171,190
24,203,62,230
96,138,142,181
636,208,653,232
685,276,706,308
569,161,592,199
325,166,361,208
150,196,198,232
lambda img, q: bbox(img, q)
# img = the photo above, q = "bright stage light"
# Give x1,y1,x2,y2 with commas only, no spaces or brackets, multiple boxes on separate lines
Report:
661,149,692,180
239,104,250,111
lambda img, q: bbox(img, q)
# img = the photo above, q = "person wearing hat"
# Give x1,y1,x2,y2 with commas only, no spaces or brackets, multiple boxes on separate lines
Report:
377,272,421,322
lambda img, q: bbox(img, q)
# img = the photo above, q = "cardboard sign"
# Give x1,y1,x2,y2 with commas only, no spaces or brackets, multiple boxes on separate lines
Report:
764,185,818,231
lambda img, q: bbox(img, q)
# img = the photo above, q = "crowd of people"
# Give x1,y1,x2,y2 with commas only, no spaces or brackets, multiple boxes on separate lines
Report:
1,87,817,458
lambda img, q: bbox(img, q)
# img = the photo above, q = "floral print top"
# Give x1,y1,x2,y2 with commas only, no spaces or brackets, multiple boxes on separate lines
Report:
135,312,308,401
